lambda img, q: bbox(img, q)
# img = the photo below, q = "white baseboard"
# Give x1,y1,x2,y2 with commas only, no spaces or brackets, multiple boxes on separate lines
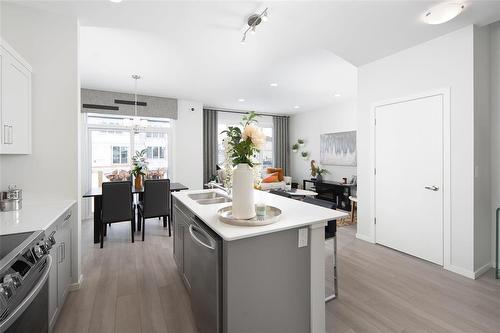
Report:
474,263,491,279
355,233,375,243
444,264,476,279
68,274,83,291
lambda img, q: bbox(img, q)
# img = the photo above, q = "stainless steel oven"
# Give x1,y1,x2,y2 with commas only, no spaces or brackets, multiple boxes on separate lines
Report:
0,230,55,333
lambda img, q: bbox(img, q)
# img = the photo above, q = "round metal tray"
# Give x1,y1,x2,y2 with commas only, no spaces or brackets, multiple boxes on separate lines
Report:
217,205,282,226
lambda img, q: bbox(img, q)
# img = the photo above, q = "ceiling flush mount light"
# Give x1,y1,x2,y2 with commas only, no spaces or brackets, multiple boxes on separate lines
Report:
293,105,300,109
269,83,278,87
240,8,269,45
109,0,123,3
238,98,246,102
423,2,465,25
333,93,341,97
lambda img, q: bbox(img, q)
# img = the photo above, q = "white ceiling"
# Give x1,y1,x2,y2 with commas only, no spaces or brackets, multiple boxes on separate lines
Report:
17,1,500,114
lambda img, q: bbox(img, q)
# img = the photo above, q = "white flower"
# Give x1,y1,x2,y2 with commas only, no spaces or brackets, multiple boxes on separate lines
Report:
242,124,266,150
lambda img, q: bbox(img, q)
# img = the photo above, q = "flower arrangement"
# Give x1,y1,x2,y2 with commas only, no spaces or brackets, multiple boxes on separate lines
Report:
221,111,266,167
310,160,329,181
131,149,148,178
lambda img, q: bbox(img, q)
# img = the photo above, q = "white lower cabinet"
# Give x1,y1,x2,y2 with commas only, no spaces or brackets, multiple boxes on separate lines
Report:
48,204,74,331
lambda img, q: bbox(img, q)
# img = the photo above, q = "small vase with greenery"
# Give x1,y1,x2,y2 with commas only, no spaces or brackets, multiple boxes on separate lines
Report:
131,149,148,189
298,138,305,147
311,161,328,182
292,143,299,153
221,111,266,219
301,151,309,160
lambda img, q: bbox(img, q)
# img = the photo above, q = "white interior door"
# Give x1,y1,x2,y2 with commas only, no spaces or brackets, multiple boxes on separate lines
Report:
375,94,443,265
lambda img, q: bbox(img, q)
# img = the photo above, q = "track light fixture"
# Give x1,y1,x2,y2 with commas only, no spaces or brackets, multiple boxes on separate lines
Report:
240,8,269,45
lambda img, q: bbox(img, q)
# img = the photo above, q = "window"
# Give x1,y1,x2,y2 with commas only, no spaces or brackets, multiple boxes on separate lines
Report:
217,112,273,173
88,114,171,189
112,146,129,164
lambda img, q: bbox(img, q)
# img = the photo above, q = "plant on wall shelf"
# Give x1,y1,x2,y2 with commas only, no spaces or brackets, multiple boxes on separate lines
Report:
292,143,299,153
297,138,305,147
301,151,309,160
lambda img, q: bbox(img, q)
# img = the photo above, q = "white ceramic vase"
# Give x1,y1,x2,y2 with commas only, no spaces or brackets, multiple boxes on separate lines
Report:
231,163,256,219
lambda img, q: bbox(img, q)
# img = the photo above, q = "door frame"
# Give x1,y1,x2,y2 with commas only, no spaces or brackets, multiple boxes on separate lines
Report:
369,88,451,267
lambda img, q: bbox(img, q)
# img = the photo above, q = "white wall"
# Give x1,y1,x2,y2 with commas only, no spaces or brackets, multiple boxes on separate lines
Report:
289,101,357,186
357,26,476,276
473,25,491,273
0,3,81,279
490,21,500,268
172,100,203,190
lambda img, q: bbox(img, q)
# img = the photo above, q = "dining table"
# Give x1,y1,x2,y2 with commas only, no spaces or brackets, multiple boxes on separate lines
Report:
83,182,189,243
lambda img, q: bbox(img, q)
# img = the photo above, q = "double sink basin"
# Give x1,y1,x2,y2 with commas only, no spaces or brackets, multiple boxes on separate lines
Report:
188,191,232,205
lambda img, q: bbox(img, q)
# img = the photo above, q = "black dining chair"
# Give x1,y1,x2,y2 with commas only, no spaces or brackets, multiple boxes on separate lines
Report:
138,179,171,241
101,181,135,248
269,189,293,198
303,197,338,301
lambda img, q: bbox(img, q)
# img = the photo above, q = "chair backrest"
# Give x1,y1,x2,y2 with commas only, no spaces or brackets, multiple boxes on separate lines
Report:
269,189,292,198
303,197,337,239
143,179,170,218
102,181,132,223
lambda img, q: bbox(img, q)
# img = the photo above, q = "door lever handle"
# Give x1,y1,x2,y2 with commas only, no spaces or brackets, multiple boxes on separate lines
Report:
424,186,439,191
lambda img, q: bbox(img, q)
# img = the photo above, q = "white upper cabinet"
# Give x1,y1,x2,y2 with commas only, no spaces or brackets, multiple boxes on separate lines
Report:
0,39,32,154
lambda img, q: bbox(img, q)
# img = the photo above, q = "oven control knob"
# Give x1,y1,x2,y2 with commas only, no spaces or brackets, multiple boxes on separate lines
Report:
33,245,44,259
3,274,21,289
40,241,51,254
47,231,56,246
0,284,13,300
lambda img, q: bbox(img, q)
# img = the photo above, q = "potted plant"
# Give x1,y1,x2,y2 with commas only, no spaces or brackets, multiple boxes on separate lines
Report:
298,138,305,147
311,160,329,182
301,151,309,160
131,149,148,189
221,111,266,219
292,143,299,153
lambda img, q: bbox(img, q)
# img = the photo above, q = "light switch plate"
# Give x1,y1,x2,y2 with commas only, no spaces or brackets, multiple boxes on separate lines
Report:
298,228,308,248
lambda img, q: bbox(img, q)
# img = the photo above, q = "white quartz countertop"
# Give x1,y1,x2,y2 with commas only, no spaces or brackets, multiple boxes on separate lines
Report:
0,200,76,236
172,189,348,241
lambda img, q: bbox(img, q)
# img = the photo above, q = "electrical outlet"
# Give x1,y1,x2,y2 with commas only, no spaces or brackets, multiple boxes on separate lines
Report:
298,228,308,248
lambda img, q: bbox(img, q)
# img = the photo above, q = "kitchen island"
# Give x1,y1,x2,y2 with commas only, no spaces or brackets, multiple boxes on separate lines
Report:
172,189,347,333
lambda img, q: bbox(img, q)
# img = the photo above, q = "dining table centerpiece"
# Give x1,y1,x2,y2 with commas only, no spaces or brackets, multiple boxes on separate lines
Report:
131,149,148,189
221,112,266,219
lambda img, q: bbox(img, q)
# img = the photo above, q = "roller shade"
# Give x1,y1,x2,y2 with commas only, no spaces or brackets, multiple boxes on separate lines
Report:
81,88,178,119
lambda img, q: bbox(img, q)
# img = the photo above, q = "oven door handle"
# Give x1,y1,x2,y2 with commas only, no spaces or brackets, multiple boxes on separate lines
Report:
0,255,52,331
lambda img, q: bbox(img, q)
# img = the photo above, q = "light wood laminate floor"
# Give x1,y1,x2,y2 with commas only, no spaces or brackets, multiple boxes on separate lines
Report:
54,219,500,333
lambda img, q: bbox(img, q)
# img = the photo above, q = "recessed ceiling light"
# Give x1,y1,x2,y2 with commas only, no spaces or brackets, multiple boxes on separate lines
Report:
238,98,246,102
423,2,464,25
293,105,300,109
333,93,341,97
110,0,123,3
269,83,278,87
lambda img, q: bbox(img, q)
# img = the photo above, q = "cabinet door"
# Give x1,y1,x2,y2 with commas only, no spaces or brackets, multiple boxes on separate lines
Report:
0,46,31,154
57,215,72,306
173,207,184,273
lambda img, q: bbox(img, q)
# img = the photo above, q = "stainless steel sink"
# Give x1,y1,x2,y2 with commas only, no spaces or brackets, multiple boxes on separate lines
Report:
188,192,226,200
196,197,232,205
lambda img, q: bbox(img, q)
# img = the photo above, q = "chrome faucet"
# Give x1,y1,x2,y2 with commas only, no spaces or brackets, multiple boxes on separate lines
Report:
207,182,231,196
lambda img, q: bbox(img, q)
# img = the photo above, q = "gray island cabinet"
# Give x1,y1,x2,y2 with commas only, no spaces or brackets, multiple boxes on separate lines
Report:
172,189,347,333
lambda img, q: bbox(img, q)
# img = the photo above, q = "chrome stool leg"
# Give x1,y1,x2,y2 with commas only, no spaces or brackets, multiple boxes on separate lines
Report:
325,235,337,302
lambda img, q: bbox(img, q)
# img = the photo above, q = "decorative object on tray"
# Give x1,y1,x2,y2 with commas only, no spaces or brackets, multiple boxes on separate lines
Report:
301,151,309,160
320,131,357,166
217,204,281,226
131,148,149,189
221,111,265,219
292,143,299,153
310,160,329,182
